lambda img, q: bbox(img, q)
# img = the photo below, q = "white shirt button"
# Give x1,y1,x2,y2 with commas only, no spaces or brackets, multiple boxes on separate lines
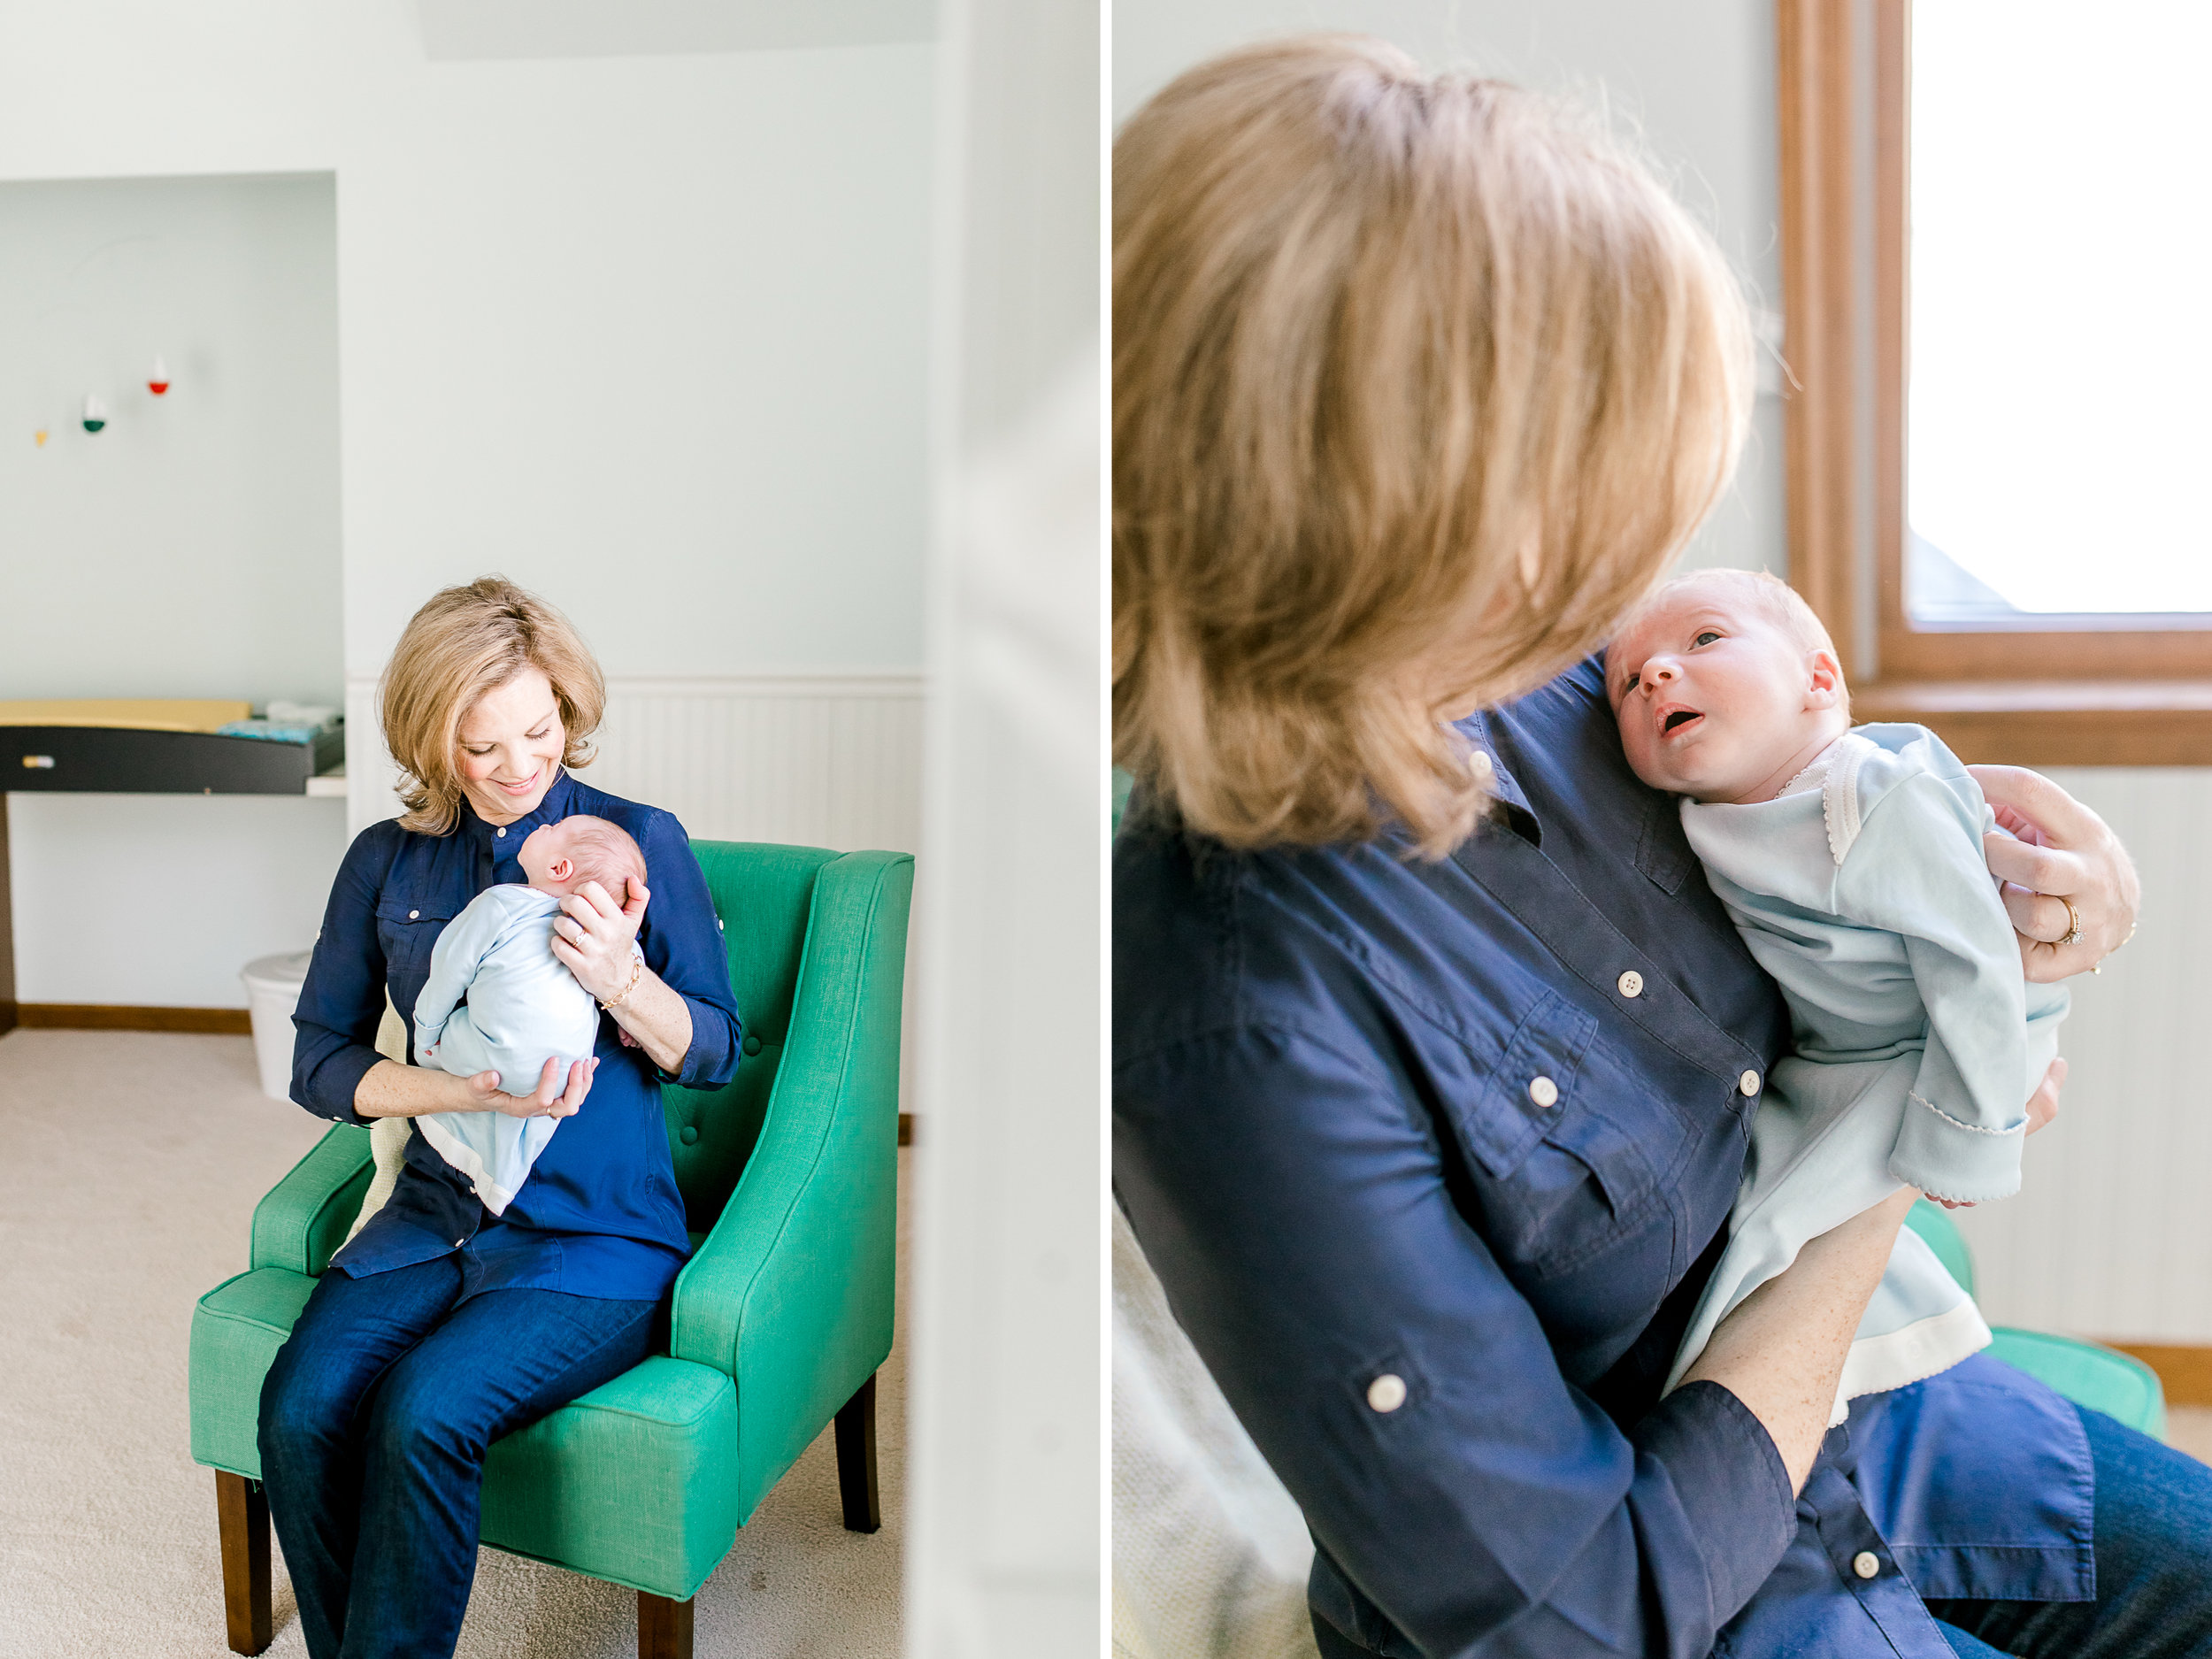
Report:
1468,750,1494,782
1366,1373,1407,1413
1528,1075,1560,1109
1740,1070,1763,1097
1852,1550,1880,1580
496,826,506,838
408,910,419,920
1617,970,1644,998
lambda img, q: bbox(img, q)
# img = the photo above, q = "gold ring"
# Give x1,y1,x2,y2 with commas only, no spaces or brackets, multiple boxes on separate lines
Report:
2058,895,2083,948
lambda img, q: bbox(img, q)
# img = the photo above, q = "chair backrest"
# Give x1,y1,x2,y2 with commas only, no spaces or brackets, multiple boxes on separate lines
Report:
660,840,841,1231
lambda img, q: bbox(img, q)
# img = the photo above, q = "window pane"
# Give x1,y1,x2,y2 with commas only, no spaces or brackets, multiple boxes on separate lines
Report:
1909,3,2212,617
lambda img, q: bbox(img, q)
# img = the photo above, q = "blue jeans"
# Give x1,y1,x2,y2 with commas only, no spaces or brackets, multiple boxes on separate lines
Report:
1924,1404,2212,1658
257,1256,657,1659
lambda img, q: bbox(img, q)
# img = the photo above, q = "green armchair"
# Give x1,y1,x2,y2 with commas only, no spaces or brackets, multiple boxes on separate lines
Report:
188,841,915,1659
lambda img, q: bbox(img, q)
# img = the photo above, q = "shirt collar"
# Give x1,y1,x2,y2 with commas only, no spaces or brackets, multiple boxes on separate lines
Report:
457,765,575,844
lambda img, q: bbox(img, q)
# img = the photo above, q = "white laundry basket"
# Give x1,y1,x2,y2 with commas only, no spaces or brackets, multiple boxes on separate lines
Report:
241,950,315,1102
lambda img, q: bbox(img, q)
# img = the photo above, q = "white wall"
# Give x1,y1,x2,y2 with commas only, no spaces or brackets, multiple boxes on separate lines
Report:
0,173,342,705
1113,0,1788,583
905,0,1100,1651
1951,767,2212,1345
0,2,936,1005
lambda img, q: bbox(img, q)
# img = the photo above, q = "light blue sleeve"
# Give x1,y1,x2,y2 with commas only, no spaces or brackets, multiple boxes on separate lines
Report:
1832,770,2032,1203
411,894,503,1055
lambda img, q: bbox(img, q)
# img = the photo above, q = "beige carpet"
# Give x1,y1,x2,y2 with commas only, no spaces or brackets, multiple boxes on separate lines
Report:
0,1028,906,1659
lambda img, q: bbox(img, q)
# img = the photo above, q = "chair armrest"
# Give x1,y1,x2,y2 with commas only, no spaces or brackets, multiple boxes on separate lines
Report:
672,849,913,1520
252,1124,375,1277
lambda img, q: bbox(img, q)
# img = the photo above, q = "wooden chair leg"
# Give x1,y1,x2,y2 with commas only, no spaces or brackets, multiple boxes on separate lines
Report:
215,1471,273,1655
638,1590,695,1659
834,1371,882,1533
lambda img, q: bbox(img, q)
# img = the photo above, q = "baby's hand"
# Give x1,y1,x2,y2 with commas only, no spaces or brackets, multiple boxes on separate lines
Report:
1930,1056,2065,1210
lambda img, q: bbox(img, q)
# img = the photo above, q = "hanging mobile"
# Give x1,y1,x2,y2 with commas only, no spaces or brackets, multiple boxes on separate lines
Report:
148,355,170,396
81,395,108,434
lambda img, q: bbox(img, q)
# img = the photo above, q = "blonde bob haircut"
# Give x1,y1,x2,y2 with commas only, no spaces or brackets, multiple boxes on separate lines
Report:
381,577,605,836
1113,35,1755,857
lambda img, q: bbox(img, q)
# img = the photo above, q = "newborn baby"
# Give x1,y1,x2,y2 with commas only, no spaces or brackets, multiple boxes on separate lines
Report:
411,814,647,1214
1604,568,2067,1419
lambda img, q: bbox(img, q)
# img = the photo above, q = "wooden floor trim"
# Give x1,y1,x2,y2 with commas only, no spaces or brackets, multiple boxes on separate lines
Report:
2106,1344,2212,1408
15,1003,252,1034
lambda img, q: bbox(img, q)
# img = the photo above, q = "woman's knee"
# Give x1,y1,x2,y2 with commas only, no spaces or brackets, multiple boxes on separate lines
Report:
2082,1407,2212,1612
363,1367,490,1474
257,1335,352,1464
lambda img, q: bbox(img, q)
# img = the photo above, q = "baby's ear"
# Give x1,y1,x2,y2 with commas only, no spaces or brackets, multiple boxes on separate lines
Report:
1805,647,1846,709
549,856,573,880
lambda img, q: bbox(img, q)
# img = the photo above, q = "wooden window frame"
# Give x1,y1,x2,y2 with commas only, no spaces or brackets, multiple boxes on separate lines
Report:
1778,0,2212,764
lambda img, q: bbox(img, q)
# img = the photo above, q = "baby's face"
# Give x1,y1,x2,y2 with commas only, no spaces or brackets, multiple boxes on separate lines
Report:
517,820,588,895
1605,591,1839,803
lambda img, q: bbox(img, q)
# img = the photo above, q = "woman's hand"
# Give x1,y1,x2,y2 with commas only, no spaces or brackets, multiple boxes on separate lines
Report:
354,1054,595,1120
549,878,649,1002
549,874,695,1072
463,1055,597,1120
1968,765,2140,981
1926,1056,2065,1210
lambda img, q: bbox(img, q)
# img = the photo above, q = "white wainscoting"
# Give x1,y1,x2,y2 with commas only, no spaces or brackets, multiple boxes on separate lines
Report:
345,673,924,854
1949,767,2212,1344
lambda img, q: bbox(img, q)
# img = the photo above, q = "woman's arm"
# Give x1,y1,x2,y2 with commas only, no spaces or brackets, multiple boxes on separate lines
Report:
1680,1187,1915,1493
550,878,693,1072
1117,1025,1803,1659
1688,1058,2066,1484
353,1053,596,1120
550,815,741,1087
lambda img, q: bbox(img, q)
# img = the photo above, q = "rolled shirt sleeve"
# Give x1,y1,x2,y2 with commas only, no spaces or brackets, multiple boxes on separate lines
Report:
636,813,742,1091
290,823,400,1127
1115,1025,1797,1659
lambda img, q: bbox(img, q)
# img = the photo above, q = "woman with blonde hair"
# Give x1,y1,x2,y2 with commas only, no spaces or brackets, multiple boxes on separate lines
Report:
1112,37,2185,1659
258,577,742,1659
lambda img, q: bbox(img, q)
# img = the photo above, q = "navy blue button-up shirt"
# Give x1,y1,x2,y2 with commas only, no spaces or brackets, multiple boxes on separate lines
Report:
1113,659,2093,1659
292,768,742,1304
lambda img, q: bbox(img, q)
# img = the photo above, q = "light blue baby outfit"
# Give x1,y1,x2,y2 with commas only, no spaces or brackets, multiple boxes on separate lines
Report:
1663,723,2069,1418
411,883,601,1216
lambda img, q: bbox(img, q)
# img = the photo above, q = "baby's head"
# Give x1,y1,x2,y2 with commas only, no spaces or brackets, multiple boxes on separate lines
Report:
517,814,647,902
1604,569,1850,803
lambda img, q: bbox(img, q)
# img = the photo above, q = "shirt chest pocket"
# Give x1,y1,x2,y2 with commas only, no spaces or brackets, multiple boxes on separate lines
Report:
1434,991,1663,1279
375,896,454,987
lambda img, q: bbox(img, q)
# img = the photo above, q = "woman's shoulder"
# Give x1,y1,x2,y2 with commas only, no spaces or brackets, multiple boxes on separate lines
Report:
559,776,687,845
337,813,412,881
1111,804,1470,1074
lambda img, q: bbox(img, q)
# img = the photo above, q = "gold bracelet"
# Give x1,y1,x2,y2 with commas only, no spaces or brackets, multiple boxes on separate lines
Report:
599,956,643,1012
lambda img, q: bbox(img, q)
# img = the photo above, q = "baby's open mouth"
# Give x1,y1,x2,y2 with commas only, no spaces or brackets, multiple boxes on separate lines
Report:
1660,707,1703,737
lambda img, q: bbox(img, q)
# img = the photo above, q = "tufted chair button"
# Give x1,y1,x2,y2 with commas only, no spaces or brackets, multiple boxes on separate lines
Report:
743,1035,763,1056
680,1125,699,1146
